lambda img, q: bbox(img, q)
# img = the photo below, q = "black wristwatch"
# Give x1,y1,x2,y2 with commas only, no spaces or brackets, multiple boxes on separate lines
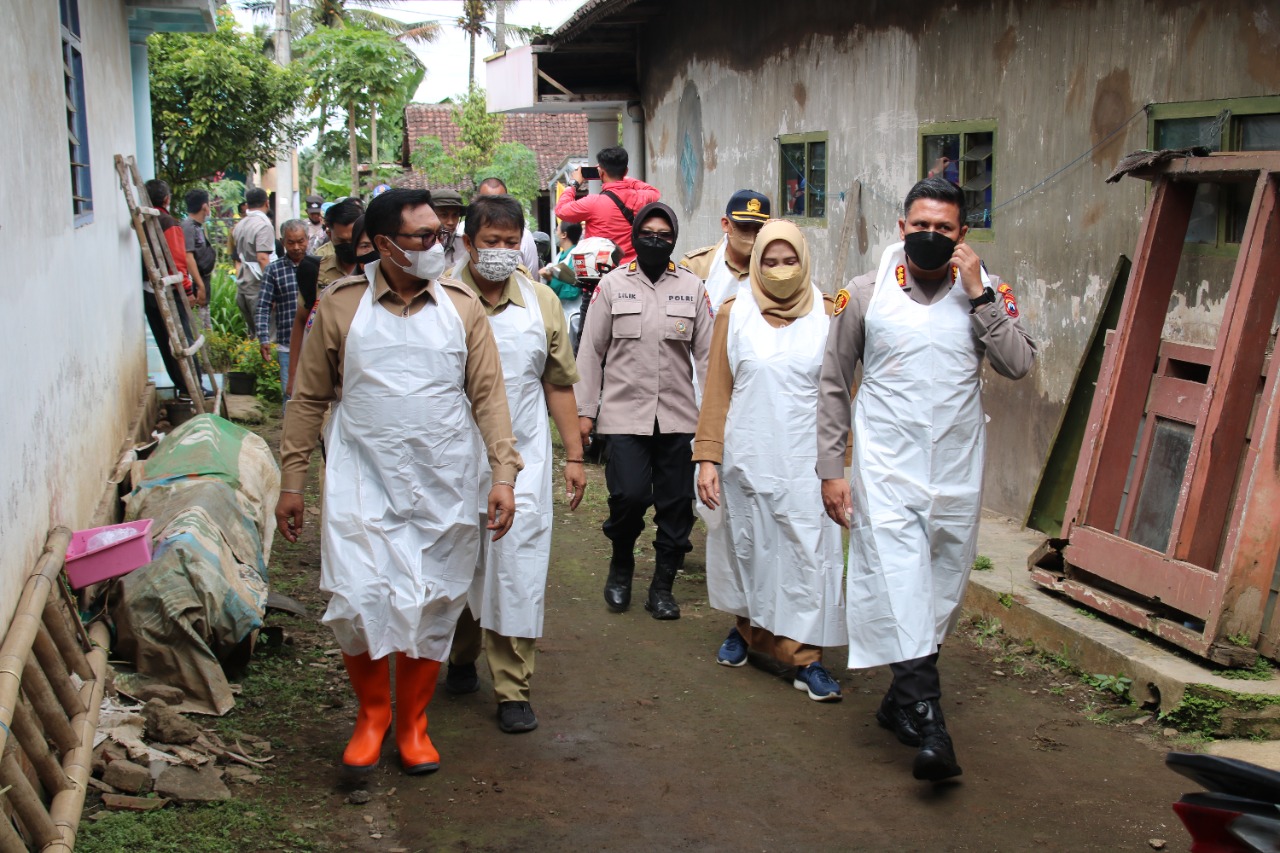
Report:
969,287,996,310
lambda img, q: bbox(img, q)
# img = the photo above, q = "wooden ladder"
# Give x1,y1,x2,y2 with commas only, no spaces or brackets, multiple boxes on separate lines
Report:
0,528,110,852
114,155,222,415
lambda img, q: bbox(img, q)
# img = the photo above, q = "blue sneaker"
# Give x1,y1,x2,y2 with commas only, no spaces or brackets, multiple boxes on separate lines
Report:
716,627,748,667
793,662,842,702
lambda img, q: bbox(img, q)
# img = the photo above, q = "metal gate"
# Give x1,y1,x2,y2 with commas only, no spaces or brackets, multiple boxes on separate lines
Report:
1033,152,1280,665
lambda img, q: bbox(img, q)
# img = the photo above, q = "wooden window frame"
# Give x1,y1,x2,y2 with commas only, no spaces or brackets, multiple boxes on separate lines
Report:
777,131,828,227
918,119,996,242
62,0,93,227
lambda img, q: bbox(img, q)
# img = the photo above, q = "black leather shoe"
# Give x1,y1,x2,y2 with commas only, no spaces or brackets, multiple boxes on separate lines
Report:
908,700,962,781
445,662,479,695
604,559,634,612
497,701,538,733
876,694,922,746
644,587,680,620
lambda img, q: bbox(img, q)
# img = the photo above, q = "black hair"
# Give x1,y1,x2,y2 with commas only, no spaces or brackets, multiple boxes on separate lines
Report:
464,195,525,240
560,222,582,243
245,187,269,208
903,176,967,226
296,254,322,312
351,214,372,249
597,146,628,179
364,188,434,242
477,176,508,193
324,198,363,228
184,188,209,215
145,179,170,208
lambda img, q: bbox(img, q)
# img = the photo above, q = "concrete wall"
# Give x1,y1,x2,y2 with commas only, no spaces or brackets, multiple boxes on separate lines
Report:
637,0,1280,518
1,1,147,636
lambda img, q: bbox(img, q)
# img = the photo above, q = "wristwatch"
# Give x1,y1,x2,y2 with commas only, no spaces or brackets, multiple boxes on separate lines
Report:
969,287,996,310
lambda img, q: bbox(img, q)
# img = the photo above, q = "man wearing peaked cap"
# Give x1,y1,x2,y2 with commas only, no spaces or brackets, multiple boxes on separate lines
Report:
304,194,327,251
681,189,771,318
429,189,467,272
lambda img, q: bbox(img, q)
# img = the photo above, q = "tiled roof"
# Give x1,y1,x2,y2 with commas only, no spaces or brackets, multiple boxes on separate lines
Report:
399,103,588,192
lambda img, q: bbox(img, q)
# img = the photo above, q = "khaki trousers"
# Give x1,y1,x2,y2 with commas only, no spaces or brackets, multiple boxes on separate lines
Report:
450,608,537,702
735,617,822,667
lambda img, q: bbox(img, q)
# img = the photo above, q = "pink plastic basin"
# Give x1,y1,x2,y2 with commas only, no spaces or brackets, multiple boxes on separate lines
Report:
64,519,154,590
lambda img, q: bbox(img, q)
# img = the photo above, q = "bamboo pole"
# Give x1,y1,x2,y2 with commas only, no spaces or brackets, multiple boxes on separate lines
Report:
18,655,77,757
40,600,88,684
0,808,28,853
0,527,71,758
31,625,82,719
12,697,71,797
0,741,59,849
44,621,110,853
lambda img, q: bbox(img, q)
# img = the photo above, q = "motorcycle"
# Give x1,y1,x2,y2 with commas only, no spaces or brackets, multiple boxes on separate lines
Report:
1167,751,1280,852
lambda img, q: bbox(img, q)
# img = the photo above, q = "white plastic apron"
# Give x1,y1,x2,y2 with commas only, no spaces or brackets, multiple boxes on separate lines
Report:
708,286,847,646
845,243,987,669
320,264,481,660
468,275,553,638
703,239,742,316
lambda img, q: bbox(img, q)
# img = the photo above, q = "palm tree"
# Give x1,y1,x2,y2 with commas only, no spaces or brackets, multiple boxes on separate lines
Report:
238,0,441,44
457,1,543,88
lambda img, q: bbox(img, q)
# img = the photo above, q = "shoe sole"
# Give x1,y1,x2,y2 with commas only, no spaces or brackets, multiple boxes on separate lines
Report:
401,760,440,775
875,709,923,747
792,678,843,702
644,604,680,620
912,759,963,782
499,720,538,734
445,681,480,696
717,655,748,667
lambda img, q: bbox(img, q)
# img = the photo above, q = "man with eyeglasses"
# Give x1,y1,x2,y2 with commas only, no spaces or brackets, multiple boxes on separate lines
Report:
277,188,521,775
575,201,712,621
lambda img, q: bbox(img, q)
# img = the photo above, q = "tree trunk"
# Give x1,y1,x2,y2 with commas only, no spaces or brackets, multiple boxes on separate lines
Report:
370,102,379,177
468,32,476,88
495,1,506,52
348,102,359,197
311,108,328,196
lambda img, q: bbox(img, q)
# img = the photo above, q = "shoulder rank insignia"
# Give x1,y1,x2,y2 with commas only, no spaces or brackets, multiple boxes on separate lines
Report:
628,261,637,271
895,265,907,288
833,288,850,316
997,282,1019,318
667,260,676,272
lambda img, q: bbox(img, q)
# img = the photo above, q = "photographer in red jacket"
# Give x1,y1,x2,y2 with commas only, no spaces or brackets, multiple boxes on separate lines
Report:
554,146,660,264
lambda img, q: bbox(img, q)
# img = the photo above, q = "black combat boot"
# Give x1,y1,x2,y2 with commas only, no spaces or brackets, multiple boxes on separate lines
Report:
603,541,635,612
908,699,962,781
644,553,681,620
875,693,922,747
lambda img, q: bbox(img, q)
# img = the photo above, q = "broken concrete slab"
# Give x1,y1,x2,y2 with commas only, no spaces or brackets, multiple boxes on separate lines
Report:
101,793,170,812
102,758,152,794
143,698,201,745
154,764,231,803
132,684,186,706
223,394,264,424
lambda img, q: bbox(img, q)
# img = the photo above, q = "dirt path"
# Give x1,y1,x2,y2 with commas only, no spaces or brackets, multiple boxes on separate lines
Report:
254,440,1188,852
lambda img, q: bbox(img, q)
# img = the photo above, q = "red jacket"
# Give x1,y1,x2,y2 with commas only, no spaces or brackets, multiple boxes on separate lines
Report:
158,206,193,296
554,176,661,262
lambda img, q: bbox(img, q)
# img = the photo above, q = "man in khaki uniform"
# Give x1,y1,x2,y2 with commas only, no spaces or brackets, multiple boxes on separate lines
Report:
444,195,586,734
576,201,713,621
680,189,770,315
276,188,520,775
817,177,1035,782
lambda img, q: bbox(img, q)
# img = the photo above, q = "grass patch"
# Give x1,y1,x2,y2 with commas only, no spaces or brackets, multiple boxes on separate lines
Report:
1219,656,1274,681
77,798,316,853
215,632,333,738
972,555,994,571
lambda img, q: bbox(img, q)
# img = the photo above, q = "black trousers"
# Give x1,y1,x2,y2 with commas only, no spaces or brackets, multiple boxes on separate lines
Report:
602,426,695,560
144,289,200,396
889,651,942,705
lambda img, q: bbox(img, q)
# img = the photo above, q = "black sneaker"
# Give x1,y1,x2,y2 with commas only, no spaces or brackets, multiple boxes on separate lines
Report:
445,662,479,695
497,701,538,733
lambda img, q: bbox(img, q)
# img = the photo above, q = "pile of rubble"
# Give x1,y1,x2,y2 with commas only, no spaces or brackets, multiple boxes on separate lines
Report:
84,683,274,818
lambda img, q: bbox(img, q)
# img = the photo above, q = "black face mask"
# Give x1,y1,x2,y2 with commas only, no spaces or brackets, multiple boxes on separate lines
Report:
903,230,956,271
333,241,358,265
633,235,675,278
356,249,379,266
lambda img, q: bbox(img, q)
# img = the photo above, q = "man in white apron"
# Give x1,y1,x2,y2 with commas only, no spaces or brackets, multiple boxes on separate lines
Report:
276,188,523,776
816,177,1036,782
444,195,586,734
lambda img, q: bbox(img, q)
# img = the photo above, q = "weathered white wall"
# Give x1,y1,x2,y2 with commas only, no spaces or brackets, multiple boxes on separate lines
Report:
1,1,147,636
639,0,1280,518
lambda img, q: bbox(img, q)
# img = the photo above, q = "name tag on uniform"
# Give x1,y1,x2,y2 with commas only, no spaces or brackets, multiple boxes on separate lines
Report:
667,294,696,303
615,292,639,300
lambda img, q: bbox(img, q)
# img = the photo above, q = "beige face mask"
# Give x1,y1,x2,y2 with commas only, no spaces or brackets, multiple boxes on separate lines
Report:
761,263,805,300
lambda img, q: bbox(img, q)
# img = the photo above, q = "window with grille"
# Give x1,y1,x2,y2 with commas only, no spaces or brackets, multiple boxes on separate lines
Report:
62,0,92,225
1149,97,1280,250
778,132,827,225
919,121,995,236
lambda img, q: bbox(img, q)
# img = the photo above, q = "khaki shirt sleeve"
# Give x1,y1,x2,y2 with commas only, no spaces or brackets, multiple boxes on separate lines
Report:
692,300,734,463
279,284,355,492
574,279,612,419
442,284,524,484
690,280,714,388
816,276,873,480
534,281,580,387
971,275,1037,379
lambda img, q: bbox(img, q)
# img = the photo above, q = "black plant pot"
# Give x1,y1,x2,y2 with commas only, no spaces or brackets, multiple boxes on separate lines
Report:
227,371,257,395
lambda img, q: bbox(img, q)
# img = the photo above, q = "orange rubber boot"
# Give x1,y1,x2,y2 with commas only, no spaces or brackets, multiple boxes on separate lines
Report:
340,652,392,771
394,655,442,774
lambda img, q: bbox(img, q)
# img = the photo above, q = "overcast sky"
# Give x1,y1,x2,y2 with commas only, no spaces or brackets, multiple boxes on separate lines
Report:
235,1,580,103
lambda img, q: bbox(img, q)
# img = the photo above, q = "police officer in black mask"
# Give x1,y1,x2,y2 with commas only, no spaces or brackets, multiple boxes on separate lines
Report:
574,202,714,620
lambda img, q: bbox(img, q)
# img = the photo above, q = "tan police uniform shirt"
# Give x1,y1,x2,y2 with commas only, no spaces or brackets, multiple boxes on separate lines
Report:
815,268,1037,480
575,261,713,435
455,264,581,388
280,263,523,492
680,240,748,283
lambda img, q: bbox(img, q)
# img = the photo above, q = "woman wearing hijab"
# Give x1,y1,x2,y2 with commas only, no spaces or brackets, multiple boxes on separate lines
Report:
693,220,847,701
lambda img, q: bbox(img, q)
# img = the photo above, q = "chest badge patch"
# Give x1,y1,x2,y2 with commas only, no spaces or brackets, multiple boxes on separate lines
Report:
833,288,850,316
675,320,687,333
998,282,1019,318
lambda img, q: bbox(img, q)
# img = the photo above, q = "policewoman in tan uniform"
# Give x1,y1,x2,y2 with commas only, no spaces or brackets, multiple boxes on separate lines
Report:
575,201,713,620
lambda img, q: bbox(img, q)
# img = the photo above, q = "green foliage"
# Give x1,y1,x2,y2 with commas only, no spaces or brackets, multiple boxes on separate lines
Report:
1226,632,1252,648
1086,672,1133,698
997,592,1015,609
1220,656,1275,681
972,555,994,571
149,11,307,188
483,141,540,210
77,798,313,853
208,268,247,338
1161,693,1228,735
230,339,283,404
312,174,351,200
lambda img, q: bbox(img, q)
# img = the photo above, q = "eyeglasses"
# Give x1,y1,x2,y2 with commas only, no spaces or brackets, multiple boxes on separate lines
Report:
396,231,440,248
638,229,674,242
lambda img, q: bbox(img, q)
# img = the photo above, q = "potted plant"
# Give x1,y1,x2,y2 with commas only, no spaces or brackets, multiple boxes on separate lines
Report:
228,338,272,396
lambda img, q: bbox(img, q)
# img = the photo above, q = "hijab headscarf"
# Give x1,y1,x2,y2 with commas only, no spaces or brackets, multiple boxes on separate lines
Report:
748,219,813,320
630,201,680,281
